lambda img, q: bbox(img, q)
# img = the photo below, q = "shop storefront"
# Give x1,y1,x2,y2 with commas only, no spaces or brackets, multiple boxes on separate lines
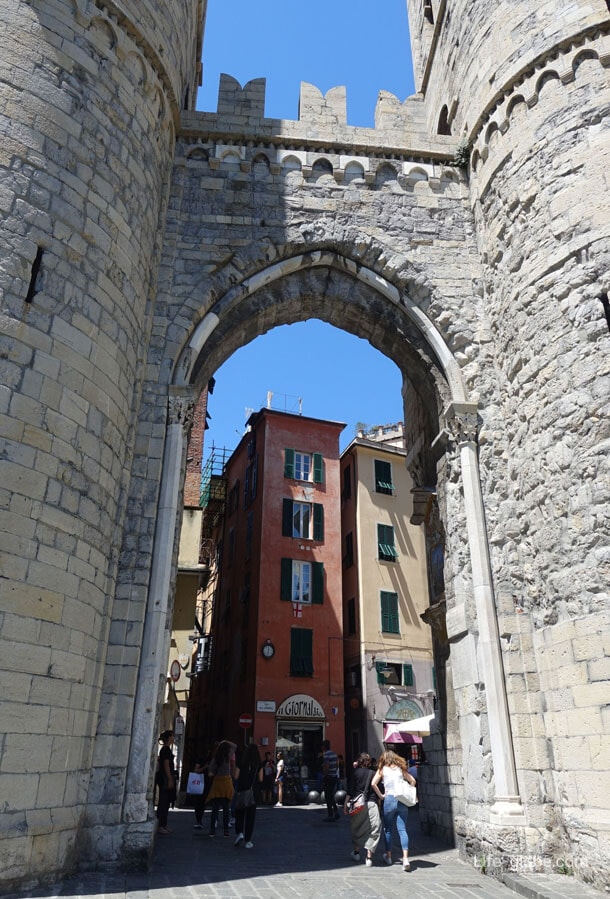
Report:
276,694,325,785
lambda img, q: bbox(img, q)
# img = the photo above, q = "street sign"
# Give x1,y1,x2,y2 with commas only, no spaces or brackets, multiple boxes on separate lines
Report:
169,659,181,682
238,712,253,729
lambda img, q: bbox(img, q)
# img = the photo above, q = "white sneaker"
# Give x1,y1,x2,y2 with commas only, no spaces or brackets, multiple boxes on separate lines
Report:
234,833,244,846
365,858,373,867
403,859,411,871
245,841,254,849
274,802,283,807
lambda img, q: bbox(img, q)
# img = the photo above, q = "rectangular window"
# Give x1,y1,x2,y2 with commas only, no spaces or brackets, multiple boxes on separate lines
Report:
292,560,311,603
281,558,324,604
285,449,324,484
292,501,311,538
377,523,398,561
344,532,354,568
342,463,352,500
245,512,253,559
375,660,401,685
227,527,235,566
347,597,356,635
374,459,394,495
290,627,313,677
403,663,414,687
380,590,399,634
295,451,311,481
282,499,324,541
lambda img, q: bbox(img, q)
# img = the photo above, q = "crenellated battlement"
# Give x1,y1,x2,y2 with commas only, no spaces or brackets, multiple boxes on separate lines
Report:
182,73,457,158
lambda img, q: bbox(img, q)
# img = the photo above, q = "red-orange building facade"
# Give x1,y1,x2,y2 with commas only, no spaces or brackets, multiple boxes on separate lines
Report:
206,408,346,782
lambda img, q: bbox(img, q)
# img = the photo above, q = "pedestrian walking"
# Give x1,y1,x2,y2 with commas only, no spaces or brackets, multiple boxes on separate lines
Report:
261,751,276,805
274,750,285,806
233,743,264,849
321,739,339,821
371,749,417,871
155,730,176,835
343,752,381,866
205,739,236,837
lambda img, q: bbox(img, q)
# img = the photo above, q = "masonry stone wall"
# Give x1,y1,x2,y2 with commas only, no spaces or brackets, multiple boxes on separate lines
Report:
0,0,201,890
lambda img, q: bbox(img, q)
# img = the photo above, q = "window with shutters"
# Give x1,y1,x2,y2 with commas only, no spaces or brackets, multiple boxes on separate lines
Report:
380,590,399,634
374,459,394,495
375,660,401,685
377,523,398,561
282,499,324,541
290,627,313,677
245,511,253,559
281,558,324,604
284,448,325,484
344,531,354,567
342,463,352,500
347,597,356,635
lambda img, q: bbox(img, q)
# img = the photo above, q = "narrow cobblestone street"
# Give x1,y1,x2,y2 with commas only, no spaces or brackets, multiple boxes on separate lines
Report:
13,802,606,899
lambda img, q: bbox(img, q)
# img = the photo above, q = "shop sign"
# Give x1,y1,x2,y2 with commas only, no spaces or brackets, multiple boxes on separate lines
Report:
276,694,325,720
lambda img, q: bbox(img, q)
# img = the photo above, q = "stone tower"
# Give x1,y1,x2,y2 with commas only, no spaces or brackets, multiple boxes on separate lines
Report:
0,0,608,893
0,0,204,888
404,0,610,881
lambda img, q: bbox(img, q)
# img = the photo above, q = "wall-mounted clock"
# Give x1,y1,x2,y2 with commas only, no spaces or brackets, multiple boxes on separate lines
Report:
262,640,275,659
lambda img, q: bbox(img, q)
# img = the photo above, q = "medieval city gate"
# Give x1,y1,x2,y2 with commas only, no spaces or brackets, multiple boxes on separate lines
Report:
1,1,608,893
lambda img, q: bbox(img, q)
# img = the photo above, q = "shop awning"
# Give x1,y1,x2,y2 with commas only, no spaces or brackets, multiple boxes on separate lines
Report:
383,713,435,744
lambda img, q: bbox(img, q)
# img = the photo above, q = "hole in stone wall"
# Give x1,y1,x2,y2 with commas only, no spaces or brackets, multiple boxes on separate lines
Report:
26,247,44,303
600,292,610,333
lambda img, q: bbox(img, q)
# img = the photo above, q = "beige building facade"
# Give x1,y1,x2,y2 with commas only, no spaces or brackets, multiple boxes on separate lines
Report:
341,426,435,762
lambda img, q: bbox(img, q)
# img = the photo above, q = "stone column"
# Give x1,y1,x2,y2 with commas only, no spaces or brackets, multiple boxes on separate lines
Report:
445,402,524,824
123,389,195,825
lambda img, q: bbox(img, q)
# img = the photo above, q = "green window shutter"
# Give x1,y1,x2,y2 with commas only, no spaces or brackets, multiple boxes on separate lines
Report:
374,459,393,494
313,452,324,484
432,666,437,690
312,561,324,604
282,499,293,537
403,664,414,686
281,558,293,601
381,591,399,634
290,627,313,676
313,503,324,541
375,660,387,684
378,524,398,561
284,448,295,479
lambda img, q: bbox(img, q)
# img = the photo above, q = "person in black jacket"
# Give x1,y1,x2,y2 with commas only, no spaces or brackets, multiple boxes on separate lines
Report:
156,730,176,834
343,752,382,866
233,743,263,849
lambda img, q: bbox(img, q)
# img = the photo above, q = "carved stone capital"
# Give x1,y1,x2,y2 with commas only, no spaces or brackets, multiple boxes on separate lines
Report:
168,391,196,433
444,401,479,445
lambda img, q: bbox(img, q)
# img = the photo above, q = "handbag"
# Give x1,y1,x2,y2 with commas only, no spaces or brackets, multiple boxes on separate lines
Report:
187,771,204,795
396,778,417,807
234,787,255,809
346,792,366,816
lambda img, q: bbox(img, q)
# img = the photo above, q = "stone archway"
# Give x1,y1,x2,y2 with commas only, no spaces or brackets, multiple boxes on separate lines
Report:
123,248,524,844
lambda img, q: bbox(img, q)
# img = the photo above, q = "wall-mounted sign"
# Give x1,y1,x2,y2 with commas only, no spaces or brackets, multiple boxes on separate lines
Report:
276,694,325,720
169,659,181,682
174,715,185,736
256,700,276,713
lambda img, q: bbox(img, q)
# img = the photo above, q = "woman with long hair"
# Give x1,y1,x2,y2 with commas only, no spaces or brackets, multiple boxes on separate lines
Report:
205,739,236,837
233,743,263,849
155,730,176,834
343,752,381,866
371,750,417,870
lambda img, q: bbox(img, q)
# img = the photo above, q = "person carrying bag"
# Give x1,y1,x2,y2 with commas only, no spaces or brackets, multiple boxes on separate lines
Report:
233,743,263,849
343,752,382,866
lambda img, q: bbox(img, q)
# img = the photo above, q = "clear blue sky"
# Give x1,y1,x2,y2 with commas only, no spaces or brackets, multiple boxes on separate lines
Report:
197,1,415,454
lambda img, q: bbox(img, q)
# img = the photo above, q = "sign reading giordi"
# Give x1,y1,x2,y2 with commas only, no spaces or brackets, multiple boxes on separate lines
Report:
276,694,325,720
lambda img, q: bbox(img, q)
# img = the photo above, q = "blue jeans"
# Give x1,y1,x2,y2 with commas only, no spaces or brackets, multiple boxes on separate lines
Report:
382,794,409,853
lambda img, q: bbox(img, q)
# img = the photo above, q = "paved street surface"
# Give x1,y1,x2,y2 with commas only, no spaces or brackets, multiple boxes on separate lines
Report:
13,802,607,899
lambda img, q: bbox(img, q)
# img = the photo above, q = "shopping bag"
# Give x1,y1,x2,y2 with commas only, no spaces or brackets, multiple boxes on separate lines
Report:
186,771,204,795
